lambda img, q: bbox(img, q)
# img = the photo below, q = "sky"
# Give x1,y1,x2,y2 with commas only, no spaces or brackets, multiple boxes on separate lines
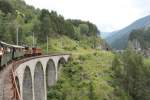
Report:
24,0,150,32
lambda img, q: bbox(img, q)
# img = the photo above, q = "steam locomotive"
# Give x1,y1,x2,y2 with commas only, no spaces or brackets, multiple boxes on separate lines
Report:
0,41,42,68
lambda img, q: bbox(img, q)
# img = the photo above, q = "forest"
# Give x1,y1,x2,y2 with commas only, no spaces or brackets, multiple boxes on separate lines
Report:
0,0,100,45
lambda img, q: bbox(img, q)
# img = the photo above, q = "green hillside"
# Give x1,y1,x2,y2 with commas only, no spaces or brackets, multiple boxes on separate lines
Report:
45,36,130,100
41,34,150,100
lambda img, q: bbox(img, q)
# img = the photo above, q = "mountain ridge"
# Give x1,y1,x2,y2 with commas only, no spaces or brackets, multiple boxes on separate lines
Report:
106,15,150,49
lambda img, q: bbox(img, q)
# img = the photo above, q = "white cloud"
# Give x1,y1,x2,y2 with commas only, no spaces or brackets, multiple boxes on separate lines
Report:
24,0,150,32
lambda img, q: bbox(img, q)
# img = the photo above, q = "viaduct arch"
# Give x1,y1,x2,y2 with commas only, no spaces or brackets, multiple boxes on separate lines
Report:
14,54,70,100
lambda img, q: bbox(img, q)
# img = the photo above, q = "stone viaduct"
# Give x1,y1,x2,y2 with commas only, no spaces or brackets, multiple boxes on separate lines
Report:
0,54,70,100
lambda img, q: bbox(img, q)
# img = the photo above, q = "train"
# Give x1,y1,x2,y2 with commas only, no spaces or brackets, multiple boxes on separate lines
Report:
0,41,42,69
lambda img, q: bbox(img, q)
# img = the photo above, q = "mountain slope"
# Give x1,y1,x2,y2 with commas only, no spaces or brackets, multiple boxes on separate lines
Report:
129,26,150,49
106,15,150,50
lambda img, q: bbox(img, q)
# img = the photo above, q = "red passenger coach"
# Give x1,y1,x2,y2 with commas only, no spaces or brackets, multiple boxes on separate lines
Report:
32,47,42,56
24,47,42,56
